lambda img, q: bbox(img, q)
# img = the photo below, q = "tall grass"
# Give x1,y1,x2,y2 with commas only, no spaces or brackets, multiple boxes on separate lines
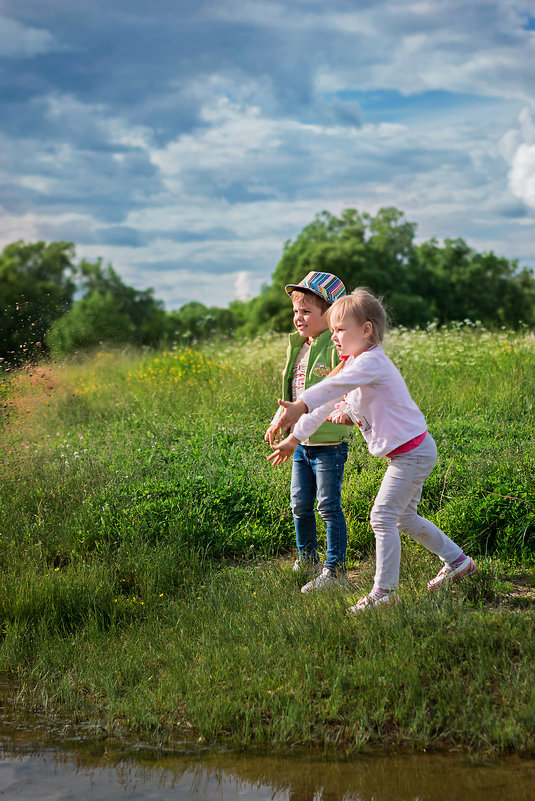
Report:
0,326,534,755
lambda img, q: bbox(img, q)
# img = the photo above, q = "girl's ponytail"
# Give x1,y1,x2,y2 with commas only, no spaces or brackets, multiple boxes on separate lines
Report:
328,360,346,378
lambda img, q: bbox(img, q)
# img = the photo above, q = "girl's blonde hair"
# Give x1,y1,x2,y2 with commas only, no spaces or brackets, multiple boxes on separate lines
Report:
327,288,387,346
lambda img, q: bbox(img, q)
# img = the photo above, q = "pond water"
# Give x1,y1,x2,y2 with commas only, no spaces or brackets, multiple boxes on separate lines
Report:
0,712,534,800
1,739,535,801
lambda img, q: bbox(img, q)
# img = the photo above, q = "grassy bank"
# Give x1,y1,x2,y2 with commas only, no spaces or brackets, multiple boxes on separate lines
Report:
0,326,534,755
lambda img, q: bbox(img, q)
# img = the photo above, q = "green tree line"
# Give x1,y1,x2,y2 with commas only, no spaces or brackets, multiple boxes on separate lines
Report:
245,207,535,332
1,207,534,364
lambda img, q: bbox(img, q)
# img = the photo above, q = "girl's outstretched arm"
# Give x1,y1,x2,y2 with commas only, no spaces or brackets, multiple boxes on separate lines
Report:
267,434,299,466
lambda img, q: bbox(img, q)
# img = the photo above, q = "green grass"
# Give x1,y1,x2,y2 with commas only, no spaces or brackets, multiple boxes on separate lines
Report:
0,326,534,755
0,553,533,754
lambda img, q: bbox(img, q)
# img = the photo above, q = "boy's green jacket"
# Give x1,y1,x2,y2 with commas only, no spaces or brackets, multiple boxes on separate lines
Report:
281,329,351,444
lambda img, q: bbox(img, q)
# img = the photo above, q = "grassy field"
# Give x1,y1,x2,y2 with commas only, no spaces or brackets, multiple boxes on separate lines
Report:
0,325,534,755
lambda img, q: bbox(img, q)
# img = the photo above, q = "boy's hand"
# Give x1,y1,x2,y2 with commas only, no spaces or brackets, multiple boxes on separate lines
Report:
264,424,281,447
276,398,308,432
327,401,354,426
267,434,299,466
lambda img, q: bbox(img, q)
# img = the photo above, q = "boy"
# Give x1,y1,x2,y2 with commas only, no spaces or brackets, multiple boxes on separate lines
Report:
264,272,351,592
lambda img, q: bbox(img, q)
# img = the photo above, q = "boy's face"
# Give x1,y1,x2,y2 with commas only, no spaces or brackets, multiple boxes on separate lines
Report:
292,295,329,340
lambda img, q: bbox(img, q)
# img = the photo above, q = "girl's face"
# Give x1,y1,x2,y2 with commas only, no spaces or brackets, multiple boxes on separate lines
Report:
330,311,373,358
292,297,328,340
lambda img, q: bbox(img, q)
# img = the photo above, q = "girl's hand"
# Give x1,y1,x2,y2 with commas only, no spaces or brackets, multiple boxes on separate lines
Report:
264,424,281,446
276,398,307,432
267,434,299,466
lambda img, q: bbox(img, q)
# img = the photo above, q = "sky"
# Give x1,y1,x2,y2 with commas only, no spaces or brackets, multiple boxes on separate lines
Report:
1,0,534,310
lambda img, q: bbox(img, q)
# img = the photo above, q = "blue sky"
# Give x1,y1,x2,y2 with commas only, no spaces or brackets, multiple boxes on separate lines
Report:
1,0,534,309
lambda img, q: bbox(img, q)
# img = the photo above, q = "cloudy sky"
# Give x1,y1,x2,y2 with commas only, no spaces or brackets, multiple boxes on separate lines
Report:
1,1,534,309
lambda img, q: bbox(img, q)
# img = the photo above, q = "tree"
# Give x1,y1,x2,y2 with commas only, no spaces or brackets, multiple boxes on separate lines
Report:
0,241,76,363
414,239,535,327
47,291,136,355
47,259,166,355
243,206,535,333
245,207,429,332
164,301,239,345
77,259,166,347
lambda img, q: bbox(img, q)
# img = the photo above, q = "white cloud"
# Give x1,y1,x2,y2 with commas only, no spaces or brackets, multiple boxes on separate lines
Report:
0,15,60,57
0,210,40,242
501,107,535,211
518,105,535,143
234,271,255,302
43,94,153,151
149,96,282,191
5,86,530,308
509,143,535,210
313,1,535,101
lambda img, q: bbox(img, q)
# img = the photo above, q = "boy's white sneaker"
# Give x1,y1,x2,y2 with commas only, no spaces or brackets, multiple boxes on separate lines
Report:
293,558,321,576
427,556,477,591
301,567,348,594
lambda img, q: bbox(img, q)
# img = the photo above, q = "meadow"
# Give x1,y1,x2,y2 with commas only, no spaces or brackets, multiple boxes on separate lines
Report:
0,324,534,755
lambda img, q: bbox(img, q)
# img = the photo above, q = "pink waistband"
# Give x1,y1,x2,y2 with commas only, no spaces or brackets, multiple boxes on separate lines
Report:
387,430,428,458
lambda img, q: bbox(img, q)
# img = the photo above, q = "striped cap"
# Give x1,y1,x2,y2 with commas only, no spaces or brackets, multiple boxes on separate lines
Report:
285,271,346,305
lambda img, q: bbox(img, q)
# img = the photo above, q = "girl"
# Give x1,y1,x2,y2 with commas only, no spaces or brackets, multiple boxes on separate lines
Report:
268,288,477,611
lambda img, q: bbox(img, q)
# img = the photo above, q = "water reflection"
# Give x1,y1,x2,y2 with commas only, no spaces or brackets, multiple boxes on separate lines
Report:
0,739,534,801
0,704,534,801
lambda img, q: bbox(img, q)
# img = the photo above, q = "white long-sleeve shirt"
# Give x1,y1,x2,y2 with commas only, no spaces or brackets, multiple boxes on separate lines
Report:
293,346,427,458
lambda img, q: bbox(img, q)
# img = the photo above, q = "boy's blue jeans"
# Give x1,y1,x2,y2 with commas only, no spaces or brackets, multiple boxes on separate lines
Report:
290,441,349,573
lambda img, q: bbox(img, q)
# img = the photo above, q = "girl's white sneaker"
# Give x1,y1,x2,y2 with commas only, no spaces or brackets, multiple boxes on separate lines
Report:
427,556,477,591
348,590,399,613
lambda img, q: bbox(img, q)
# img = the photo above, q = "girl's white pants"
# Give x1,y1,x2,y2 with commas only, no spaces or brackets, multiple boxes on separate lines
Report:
370,434,463,590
